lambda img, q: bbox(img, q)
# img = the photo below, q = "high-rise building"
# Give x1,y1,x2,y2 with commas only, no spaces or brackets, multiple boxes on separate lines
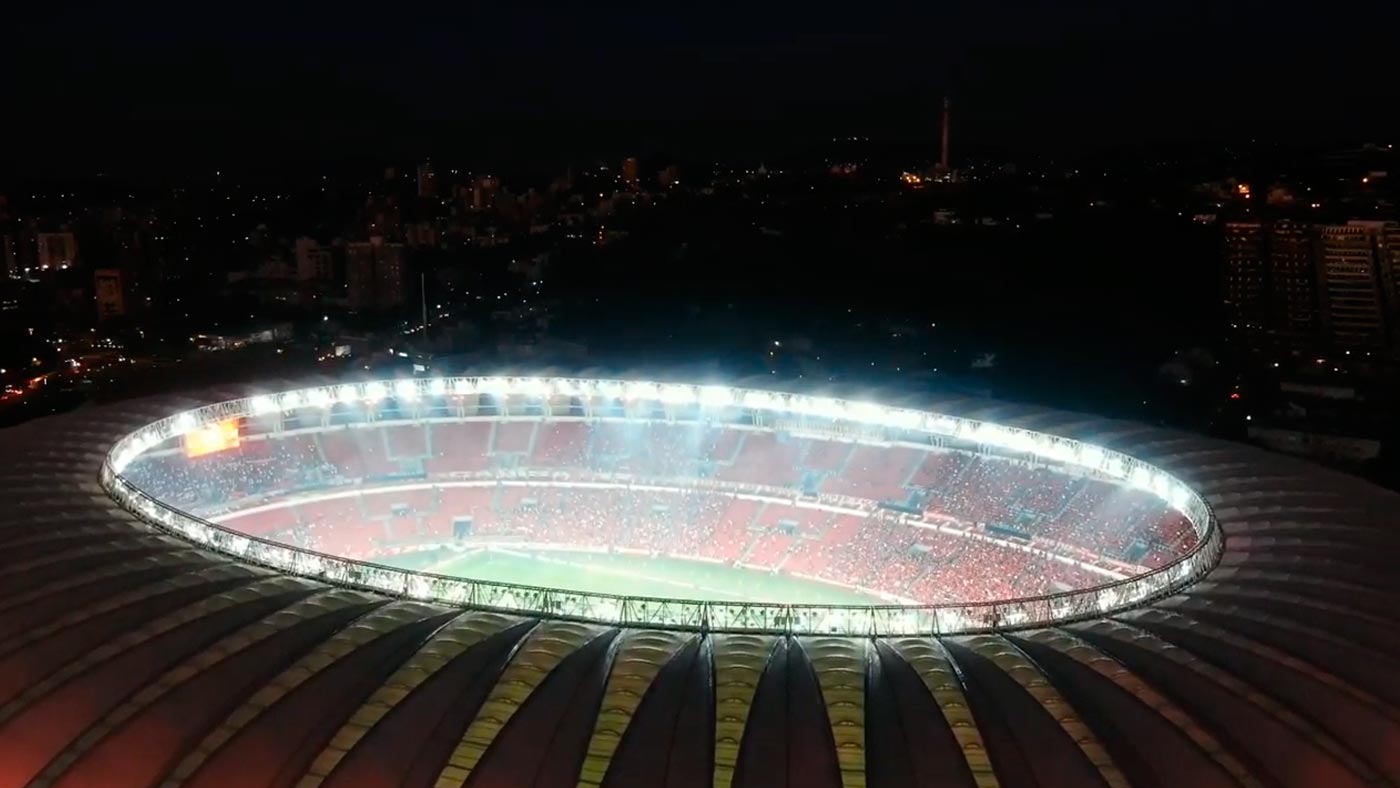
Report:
294,237,335,282
472,175,499,211
1223,221,1268,332
1224,219,1400,355
417,162,436,198
1316,222,1388,349
1,234,16,279
94,269,126,320
405,222,439,248
940,96,952,173
346,243,373,310
37,232,77,270
346,238,406,311
374,242,406,309
1267,219,1318,340
1379,222,1400,350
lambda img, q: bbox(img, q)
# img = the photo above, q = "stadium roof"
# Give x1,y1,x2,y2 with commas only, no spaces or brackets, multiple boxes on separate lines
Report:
1,386,1398,788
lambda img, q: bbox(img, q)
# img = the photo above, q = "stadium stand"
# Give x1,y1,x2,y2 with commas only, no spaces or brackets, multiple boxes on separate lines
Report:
425,422,493,473
130,418,1196,605
383,423,428,458
532,421,590,466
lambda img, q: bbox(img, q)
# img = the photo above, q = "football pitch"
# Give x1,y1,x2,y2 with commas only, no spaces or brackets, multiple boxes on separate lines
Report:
386,547,883,605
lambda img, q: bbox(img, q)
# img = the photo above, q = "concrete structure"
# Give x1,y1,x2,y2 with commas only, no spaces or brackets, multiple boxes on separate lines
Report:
1,234,16,279
1223,221,1267,332
346,238,406,311
1317,221,1388,349
941,95,952,172
294,237,335,283
417,161,436,198
35,231,76,270
1267,219,1318,340
94,268,125,320
0,383,1394,787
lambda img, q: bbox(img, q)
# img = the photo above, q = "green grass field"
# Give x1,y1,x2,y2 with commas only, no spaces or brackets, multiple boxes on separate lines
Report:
383,547,882,605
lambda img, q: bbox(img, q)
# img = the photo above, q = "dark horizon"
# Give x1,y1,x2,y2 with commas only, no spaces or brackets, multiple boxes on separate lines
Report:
5,1,1399,179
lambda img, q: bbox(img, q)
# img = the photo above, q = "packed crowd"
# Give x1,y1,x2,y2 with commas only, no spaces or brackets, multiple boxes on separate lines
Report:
123,417,1200,600
124,435,327,508
228,483,1107,604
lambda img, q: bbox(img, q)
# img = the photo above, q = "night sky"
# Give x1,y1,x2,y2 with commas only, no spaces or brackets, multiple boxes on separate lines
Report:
5,1,1398,176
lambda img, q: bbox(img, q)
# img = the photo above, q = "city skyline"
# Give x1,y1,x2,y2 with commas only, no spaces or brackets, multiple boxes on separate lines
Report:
3,8,1400,788
5,2,1399,177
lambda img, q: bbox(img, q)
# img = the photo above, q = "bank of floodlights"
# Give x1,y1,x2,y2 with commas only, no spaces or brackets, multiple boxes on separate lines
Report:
100,376,1221,635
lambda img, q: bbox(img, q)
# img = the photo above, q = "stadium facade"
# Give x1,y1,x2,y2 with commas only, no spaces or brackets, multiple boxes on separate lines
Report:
0,377,1396,788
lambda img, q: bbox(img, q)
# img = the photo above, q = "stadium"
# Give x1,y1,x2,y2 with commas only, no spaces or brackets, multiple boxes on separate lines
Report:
0,375,1396,788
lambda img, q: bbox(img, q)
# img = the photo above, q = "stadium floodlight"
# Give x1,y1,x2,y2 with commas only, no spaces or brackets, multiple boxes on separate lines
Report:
786,396,816,416
744,391,777,410
453,378,475,395
520,377,551,398
250,395,277,416
660,384,695,405
279,391,302,410
438,580,472,605
395,379,419,402
625,381,659,401
428,378,447,397
591,597,623,623
1000,427,1028,452
174,411,197,434
1078,445,1105,469
1001,428,1037,454
1106,456,1132,480
699,386,734,408
1151,472,1172,500
363,382,388,403
597,381,624,399
1096,588,1120,612
847,401,883,424
974,422,1007,447
1129,465,1153,491
1000,606,1028,627
934,607,968,634
792,396,844,420
1120,582,1151,606
308,388,333,409
406,573,433,600
928,415,960,436
1050,440,1079,464
883,408,923,430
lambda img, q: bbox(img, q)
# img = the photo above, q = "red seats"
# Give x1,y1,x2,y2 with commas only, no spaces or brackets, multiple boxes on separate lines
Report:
132,418,1201,604
426,423,493,473
532,422,589,466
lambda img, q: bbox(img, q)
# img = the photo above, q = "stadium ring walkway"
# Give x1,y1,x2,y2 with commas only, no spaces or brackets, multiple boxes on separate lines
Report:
0,383,1397,788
